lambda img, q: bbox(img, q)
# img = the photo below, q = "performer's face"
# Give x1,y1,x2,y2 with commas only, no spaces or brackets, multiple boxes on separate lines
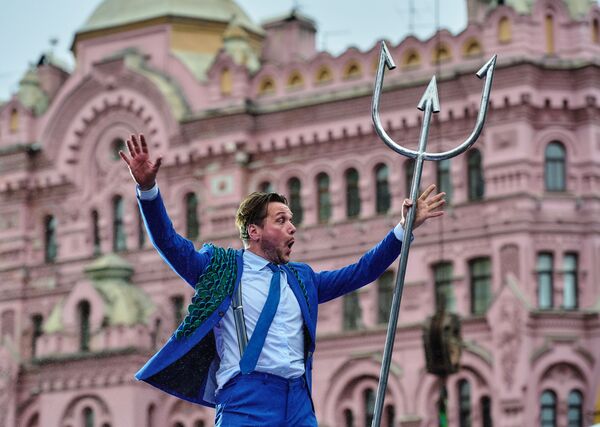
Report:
253,202,296,264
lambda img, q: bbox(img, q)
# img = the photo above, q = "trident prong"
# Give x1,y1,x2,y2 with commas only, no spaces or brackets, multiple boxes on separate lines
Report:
417,76,440,113
370,41,497,427
372,42,497,161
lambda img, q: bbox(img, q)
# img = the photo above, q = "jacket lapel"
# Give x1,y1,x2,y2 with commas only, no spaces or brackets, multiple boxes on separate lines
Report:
282,265,315,343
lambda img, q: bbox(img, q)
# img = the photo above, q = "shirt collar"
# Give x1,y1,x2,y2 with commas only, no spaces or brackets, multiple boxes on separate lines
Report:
243,249,272,271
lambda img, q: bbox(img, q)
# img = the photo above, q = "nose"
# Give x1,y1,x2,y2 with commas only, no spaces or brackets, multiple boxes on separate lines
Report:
289,222,296,234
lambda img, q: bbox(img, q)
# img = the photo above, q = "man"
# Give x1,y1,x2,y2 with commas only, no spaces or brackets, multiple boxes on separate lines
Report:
120,134,445,426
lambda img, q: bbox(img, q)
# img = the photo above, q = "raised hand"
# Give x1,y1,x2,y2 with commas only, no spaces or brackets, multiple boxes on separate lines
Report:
119,134,162,190
401,184,445,230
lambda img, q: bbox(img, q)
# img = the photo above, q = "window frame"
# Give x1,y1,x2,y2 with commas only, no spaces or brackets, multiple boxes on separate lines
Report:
544,142,566,192
470,257,492,315
345,168,361,219
537,253,554,309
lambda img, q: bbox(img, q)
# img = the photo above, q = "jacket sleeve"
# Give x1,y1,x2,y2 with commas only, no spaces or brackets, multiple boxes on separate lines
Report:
314,230,403,303
138,190,211,288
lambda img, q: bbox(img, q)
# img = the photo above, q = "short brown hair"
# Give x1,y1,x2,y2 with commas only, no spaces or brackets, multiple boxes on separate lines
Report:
235,192,288,241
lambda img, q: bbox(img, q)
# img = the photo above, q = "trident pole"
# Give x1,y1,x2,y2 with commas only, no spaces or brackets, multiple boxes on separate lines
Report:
370,42,496,427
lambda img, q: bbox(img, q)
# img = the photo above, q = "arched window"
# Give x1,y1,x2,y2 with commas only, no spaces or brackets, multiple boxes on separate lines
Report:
92,210,101,256
287,178,303,225
537,253,554,309
342,291,361,330
151,318,162,350
259,181,274,193
26,413,39,427
31,314,43,358
545,15,555,55
220,68,232,96
364,389,376,427
317,173,331,223
498,17,512,43
78,300,91,352
258,76,276,96
44,215,57,263
481,396,492,427
83,407,94,427
545,142,566,191
467,149,484,201
567,390,583,427
402,49,421,68
434,262,455,312
563,253,578,310
375,164,391,214
287,71,304,89
111,138,126,161
470,257,491,315
437,159,452,203
113,196,126,252
185,192,199,240
385,405,395,427
344,409,354,427
315,66,333,84
405,158,416,197
147,403,155,427
458,379,471,427
378,271,394,324
345,168,360,219
463,39,483,58
343,61,362,79
171,295,185,327
1,310,15,340
9,108,19,133
540,390,557,427
433,43,452,63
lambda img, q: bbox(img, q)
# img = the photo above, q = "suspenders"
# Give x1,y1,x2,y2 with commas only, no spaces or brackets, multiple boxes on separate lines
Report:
232,280,248,358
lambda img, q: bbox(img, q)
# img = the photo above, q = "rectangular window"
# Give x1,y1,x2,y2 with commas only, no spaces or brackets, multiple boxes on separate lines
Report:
537,253,553,309
434,262,455,312
171,295,185,327
343,291,361,330
470,258,491,315
378,271,395,324
437,159,452,203
563,253,578,310
31,314,43,358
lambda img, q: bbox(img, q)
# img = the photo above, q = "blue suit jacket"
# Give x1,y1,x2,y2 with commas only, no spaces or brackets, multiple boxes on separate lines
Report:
135,191,404,407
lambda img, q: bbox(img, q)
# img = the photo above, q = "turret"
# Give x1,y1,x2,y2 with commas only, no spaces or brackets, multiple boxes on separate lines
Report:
261,10,317,65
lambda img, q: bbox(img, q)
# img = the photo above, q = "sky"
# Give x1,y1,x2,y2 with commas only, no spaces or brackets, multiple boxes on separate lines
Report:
0,0,470,101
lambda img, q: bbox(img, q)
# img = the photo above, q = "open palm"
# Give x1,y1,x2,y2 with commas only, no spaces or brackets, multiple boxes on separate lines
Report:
119,134,162,190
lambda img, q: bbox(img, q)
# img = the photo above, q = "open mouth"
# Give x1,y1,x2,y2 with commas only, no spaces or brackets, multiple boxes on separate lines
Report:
287,239,295,249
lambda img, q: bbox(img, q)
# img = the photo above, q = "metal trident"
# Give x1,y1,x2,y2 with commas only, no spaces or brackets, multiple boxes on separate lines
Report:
370,41,497,427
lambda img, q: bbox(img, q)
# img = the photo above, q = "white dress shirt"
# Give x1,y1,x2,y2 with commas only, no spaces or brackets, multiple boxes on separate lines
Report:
214,250,305,389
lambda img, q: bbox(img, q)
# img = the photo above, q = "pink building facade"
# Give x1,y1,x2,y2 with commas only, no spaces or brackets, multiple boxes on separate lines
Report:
1,0,600,425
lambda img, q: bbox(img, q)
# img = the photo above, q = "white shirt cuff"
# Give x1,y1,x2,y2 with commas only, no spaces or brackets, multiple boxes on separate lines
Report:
393,223,414,242
137,183,159,200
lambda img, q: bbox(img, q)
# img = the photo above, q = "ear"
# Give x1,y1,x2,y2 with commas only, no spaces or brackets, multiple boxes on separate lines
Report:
247,223,262,242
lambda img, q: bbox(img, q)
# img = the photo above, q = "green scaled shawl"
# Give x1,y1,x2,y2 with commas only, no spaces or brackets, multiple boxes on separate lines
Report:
175,245,238,339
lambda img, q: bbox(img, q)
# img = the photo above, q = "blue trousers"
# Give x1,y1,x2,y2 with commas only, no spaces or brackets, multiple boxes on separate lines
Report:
215,372,318,426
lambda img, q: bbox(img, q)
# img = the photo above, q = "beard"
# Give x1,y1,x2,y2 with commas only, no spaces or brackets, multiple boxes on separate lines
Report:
260,240,290,265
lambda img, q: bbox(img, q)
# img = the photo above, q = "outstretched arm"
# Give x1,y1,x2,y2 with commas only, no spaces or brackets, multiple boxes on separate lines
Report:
119,134,163,190
316,184,445,303
120,134,209,287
